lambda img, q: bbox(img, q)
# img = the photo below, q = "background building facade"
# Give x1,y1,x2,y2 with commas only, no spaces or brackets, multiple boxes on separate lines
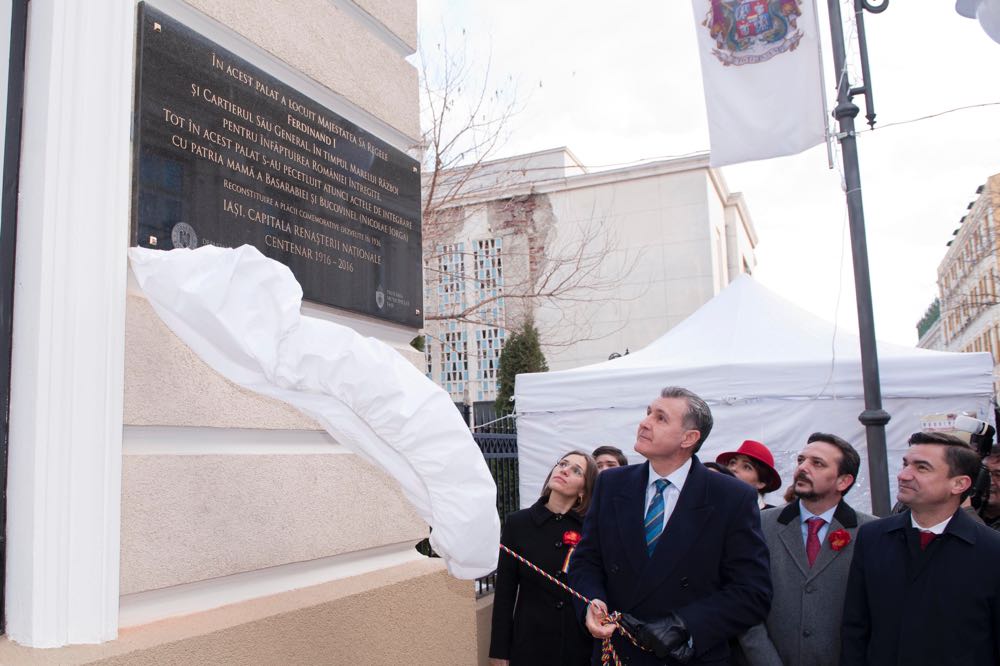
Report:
423,147,758,408
918,173,1000,395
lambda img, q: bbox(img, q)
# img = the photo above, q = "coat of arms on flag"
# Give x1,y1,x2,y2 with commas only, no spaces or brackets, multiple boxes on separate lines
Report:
703,0,805,66
690,0,826,166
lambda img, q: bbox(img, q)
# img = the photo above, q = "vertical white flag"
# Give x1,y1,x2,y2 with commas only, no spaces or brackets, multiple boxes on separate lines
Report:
692,0,828,166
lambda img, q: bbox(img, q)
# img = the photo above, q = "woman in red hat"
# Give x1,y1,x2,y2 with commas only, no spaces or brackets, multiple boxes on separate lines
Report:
716,440,783,510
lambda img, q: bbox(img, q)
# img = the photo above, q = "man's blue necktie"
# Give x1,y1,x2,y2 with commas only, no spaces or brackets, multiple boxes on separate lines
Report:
644,478,670,556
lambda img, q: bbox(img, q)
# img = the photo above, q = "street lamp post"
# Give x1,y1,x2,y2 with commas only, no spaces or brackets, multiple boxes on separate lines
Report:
826,0,893,516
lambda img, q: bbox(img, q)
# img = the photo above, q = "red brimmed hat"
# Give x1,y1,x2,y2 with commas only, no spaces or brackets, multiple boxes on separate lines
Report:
715,440,782,493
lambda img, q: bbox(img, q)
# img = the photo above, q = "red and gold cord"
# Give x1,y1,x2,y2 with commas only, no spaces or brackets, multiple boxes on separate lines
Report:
498,543,649,666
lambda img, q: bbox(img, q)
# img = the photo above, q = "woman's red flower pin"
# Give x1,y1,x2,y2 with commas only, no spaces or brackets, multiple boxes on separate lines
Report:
829,528,851,551
561,530,582,572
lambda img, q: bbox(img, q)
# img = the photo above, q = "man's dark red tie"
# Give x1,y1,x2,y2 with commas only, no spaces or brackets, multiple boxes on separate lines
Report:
806,517,825,567
919,530,937,550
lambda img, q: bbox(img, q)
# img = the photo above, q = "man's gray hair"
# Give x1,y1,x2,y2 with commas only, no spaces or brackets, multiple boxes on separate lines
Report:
660,387,713,453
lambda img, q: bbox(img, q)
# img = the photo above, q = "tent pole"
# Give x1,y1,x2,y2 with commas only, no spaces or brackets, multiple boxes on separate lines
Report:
826,0,892,516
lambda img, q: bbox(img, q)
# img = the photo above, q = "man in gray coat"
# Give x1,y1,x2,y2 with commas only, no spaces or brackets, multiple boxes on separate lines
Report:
740,432,875,666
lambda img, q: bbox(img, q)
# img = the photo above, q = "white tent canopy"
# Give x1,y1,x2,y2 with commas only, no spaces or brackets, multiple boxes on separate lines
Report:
515,276,994,513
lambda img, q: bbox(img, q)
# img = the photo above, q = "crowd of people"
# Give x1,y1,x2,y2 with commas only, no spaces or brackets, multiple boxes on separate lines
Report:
488,386,1000,666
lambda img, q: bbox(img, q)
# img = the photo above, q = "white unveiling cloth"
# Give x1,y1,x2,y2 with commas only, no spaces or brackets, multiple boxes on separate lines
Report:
129,244,500,579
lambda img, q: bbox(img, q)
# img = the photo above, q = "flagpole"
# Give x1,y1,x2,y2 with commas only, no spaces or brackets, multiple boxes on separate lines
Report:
825,0,892,516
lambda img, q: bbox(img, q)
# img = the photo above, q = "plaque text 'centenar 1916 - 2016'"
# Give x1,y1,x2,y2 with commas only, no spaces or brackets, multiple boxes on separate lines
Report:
131,3,423,327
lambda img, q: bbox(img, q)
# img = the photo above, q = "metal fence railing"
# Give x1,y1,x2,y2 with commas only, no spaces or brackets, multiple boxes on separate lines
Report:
473,431,519,596
473,402,516,434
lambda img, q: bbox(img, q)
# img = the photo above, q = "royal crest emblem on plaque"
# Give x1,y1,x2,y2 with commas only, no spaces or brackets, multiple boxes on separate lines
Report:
703,0,805,66
170,222,198,249
375,285,385,310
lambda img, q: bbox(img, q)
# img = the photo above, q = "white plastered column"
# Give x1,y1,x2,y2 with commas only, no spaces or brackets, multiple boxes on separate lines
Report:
5,0,133,647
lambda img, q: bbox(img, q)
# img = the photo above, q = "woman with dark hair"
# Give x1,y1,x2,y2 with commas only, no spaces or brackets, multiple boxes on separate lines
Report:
716,439,783,510
489,450,597,666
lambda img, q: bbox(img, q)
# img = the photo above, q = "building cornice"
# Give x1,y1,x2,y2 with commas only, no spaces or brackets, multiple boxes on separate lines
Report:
939,174,999,270
431,151,714,210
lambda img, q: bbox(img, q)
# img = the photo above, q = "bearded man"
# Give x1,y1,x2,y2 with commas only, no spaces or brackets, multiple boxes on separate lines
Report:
740,433,874,666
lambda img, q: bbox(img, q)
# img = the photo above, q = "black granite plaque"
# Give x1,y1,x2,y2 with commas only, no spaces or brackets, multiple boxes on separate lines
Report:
132,3,423,327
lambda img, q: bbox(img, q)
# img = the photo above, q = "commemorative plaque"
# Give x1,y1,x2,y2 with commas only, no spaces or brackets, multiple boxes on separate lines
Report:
131,3,423,327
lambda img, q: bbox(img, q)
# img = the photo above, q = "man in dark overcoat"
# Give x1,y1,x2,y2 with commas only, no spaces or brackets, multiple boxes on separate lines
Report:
840,431,1000,665
569,387,772,665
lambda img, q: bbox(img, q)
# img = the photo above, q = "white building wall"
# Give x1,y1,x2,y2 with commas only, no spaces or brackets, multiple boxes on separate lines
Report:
723,192,758,279
538,168,723,370
423,150,759,390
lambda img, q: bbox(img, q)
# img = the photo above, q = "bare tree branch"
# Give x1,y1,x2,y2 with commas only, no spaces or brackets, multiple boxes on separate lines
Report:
417,38,645,390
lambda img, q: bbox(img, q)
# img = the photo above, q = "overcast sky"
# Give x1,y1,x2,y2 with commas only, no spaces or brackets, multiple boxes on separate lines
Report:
416,0,1000,347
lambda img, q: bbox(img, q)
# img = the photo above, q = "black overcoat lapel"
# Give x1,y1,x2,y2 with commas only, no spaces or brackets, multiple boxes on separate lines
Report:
613,462,651,578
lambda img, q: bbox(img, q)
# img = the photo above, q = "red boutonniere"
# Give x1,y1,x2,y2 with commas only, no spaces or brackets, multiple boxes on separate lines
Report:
561,530,582,572
829,529,851,551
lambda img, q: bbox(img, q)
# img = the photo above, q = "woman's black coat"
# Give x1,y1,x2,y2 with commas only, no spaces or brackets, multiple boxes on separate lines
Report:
489,498,593,665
